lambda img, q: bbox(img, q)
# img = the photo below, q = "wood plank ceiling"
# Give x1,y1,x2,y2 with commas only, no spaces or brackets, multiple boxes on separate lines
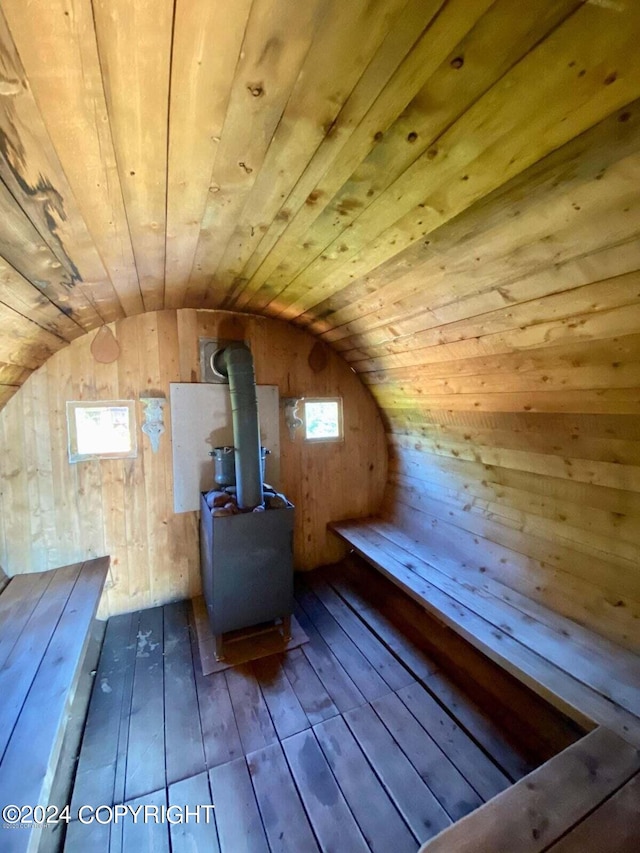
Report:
0,0,639,415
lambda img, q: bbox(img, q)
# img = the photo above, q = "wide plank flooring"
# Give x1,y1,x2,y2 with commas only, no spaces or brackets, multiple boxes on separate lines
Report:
64,561,578,852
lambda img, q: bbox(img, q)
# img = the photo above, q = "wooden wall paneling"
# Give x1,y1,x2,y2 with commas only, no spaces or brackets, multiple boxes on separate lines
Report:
69,344,107,570
164,0,252,309
136,313,169,607
388,434,640,507
48,348,85,571
234,0,495,312
0,302,67,370
341,275,640,372
272,3,640,320
387,467,640,591
384,450,640,638
330,234,640,354
0,256,83,342
218,0,442,308
0,389,30,572
1,387,28,409
92,353,126,619
384,407,640,608
385,409,640,441
0,363,31,387
304,99,640,337
338,270,640,360
156,310,197,603
0,178,103,331
0,310,387,616
388,438,640,530
185,0,326,306
350,292,640,371
365,360,640,399
0,6,124,325
0,388,17,409
257,0,581,317
332,192,640,350
372,388,640,416
389,434,640,513
21,367,57,573
363,334,640,391
388,464,640,555
389,415,640,477
114,317,149,610
1,0,143,317
91,0,174,312
175,308,199,384
386,470,632,607
383,488,640,652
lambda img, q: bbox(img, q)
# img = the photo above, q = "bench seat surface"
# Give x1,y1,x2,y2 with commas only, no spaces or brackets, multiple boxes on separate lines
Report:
331,519,640,746
418,725,640,853
0,558,108,853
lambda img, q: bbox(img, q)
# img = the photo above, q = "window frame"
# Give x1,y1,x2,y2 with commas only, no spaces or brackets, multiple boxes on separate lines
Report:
302,396,344,443
66,400,138,463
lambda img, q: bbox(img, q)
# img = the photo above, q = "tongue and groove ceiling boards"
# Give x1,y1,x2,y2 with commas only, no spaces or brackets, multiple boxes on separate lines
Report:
0,0,638,412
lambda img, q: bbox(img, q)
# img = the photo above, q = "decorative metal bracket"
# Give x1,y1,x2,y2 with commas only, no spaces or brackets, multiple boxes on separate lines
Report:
140,396,166,453
282,397,304,441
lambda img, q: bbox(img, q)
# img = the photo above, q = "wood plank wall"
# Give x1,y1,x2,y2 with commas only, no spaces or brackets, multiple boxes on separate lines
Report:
381,407,640,654
287,92,640,656
336,133,640,652
0,310,386,618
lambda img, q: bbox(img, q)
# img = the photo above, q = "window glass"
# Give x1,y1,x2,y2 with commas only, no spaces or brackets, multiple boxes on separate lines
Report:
67,401,137,462
303,398,342,441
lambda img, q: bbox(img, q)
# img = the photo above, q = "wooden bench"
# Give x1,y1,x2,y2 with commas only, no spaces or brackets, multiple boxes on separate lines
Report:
419,725,640,852
0,558,109,853
330,519,640,747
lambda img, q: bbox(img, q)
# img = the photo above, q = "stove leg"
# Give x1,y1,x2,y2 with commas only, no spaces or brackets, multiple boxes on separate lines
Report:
282,615,292,643
213,633,225,662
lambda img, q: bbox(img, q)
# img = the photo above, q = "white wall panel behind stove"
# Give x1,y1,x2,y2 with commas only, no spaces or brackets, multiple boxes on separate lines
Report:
170,383,280,513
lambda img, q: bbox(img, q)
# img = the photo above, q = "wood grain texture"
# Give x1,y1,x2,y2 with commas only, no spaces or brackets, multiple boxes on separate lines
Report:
331,520,640,745
1,0,142,317
68,571,578,853
0,558,108,853
185,0,327,306
208,757,270,853
0,309,386,617
334,555,580,772
246,741,320,852
91,0,173,312
314,714,417,853
164,0,252,309
546,770,640,853
418,727,640,853
282,728,370,853
0,2,638,692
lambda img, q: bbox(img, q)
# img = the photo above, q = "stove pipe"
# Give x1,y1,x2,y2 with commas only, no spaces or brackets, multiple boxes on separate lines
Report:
213,342,263,509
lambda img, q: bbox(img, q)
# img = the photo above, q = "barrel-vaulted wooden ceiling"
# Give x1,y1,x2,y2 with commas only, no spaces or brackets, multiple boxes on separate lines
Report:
0,0,639,413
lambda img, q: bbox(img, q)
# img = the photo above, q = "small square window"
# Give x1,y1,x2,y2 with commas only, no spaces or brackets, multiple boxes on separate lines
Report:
303,398,343,442
67,401,137,463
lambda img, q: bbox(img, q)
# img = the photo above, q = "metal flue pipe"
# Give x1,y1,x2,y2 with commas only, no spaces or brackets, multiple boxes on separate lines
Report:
214,343,263,509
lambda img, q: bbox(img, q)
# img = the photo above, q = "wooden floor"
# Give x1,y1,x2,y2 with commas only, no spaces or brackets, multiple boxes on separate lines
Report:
63,559,581,852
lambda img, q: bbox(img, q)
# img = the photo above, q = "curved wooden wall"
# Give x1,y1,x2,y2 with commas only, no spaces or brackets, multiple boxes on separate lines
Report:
347,177,640,651
0,310,387,617
0,3,638,648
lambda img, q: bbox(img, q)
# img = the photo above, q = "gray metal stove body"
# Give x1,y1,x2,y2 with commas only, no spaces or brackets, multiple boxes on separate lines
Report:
200,492,294,639
198,341,294,659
